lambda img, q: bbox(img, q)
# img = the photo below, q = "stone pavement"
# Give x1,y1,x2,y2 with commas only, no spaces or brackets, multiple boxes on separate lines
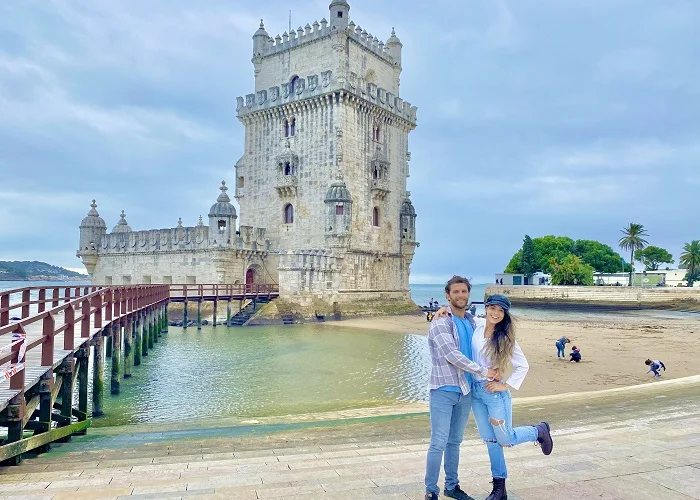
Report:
1,381,700,500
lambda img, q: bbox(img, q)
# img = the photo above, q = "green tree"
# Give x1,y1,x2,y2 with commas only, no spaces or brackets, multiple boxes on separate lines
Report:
549,255,594,286
618,223,649,286
533,235,575,273
571,239,630,273
504,249,523,274
521,235,537,277
634,246,674,271
680,240,700,286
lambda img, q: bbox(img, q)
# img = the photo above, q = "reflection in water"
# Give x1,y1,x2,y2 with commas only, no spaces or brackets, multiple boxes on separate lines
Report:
97,324,430,426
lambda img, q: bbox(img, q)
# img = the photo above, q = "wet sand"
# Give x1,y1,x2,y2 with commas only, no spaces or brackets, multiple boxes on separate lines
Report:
328,313,700,397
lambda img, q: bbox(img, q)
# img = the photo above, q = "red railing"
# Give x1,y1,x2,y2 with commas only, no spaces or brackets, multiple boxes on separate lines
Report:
0,285,170,393
168,283,279,300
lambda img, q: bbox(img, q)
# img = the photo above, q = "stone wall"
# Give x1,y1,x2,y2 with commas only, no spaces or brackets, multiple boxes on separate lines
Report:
487,285,700,310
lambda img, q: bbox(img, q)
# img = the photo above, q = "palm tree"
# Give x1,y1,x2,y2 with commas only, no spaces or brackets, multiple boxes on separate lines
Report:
619,223,649,286
680,240,700,286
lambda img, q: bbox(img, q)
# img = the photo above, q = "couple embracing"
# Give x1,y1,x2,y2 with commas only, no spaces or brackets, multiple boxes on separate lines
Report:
424,276,553,500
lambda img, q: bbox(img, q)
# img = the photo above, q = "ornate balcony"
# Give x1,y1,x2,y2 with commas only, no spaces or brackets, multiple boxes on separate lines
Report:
276,174,298,197
371,178,390,200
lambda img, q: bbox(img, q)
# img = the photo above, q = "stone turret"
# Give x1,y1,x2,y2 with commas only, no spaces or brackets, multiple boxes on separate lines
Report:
324,181,353,241
78,200,107,276
111,210,132,233
208,181,237,246
329,0,350,31
385,28,402,66
400,195,417,243
252,19,269,57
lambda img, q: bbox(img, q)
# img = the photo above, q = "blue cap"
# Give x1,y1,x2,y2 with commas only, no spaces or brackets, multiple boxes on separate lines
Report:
485,294,511,311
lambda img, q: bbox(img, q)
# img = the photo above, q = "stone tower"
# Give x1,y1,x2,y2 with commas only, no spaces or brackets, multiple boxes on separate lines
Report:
77,200,107,275
233,0,420,317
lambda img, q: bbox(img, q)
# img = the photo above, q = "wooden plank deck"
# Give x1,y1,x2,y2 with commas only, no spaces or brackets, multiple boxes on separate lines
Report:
0,309,101,413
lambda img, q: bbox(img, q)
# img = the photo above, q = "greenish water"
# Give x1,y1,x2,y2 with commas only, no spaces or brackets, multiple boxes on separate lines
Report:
97,324,430,427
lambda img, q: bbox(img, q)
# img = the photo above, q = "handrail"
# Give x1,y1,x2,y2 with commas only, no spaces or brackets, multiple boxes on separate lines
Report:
0,285,170,392
167,283,279,298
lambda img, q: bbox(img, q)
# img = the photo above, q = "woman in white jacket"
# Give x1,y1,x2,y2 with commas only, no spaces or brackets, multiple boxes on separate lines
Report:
435,294,553,500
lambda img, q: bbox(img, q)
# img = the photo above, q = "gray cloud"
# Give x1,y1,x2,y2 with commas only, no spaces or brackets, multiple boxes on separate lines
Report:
0,0,698,283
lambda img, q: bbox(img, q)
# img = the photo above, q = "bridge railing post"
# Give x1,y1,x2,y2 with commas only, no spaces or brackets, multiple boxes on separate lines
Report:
81,299,90,339
64,304,75,351
38,289,46,314
21,290,30,318
1,293,9,326
41,314,55,367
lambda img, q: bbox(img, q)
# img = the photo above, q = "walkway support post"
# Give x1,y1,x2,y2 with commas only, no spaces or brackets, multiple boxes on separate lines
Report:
164,302,169,333
134,312,142,366
110,322,121,395
197,301,202,330
226,299,231,327
153,307,159,344
183,300,188,328
76,345,89,433
58,357,74,442
123,317,133,378
147,308,154,349
92,334,104,417
105,331,113,358
213,299,218,327
141,309,149,357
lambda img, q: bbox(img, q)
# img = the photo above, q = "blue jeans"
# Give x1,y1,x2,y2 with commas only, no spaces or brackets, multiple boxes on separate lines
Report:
471,381,538,479
425,389,472,495
556,342,565,357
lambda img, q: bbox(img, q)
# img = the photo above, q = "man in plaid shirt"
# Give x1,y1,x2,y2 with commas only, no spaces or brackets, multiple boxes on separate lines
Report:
425,276,500,500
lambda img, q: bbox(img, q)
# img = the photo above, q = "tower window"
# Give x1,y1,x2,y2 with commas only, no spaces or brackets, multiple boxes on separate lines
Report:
218,220,226,232
290,76,299,93
337,11,343,18
373,124,380,142
336,204,344,215
290,117,296,136
283,119,289,137
372,207,380,227
373,166,381,179
284,162,292,175
284,203,294,224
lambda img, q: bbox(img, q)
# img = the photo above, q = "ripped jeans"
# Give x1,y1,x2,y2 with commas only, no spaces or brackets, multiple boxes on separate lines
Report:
471,380,538,479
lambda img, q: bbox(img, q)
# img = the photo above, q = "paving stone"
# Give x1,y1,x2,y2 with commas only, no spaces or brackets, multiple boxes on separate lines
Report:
640,466,700,499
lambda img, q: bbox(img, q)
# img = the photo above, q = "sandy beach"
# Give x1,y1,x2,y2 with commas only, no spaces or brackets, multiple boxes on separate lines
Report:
329,312,700,398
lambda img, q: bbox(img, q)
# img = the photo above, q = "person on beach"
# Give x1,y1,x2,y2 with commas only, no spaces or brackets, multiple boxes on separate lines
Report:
434,294,554,500
555,336,570,358
425,276,500,500
569,346,581,363
645,359,666,377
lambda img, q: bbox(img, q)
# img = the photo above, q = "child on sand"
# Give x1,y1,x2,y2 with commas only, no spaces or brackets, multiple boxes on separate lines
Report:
569,346,581,363
555,337,570,358
645,359,666,377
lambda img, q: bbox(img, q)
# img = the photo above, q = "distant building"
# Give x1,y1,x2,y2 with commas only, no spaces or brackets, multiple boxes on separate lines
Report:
77,1,420,320
494,273,550,286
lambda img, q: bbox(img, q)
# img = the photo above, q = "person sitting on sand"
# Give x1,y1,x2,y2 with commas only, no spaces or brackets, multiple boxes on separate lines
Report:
645,359,666,378
555,337,570,358
569,346,581,363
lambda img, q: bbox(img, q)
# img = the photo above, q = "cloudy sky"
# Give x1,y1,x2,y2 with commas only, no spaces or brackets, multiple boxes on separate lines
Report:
1,0,698,284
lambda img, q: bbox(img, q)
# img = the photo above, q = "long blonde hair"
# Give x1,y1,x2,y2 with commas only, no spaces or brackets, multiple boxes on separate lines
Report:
482,310,516,374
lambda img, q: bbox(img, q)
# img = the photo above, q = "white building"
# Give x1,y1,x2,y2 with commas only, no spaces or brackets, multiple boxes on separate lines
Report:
78,1,420,320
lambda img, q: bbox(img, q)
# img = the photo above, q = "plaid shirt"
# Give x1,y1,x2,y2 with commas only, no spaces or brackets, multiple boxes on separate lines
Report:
428,305,489,394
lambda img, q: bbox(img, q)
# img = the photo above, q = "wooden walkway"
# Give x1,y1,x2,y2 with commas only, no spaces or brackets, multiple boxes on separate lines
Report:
0,285,170,465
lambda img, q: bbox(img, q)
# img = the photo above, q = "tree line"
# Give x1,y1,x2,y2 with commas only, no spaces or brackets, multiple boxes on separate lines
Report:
504,225,700,287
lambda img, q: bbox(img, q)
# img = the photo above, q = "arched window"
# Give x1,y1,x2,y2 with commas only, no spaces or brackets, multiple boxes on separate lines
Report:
284,162,292,175
290,117,296,136
283,118,289,137
373,166,380,179
218,220,226,232
373,125,380,142
336,204,344,215
284,204,294,224
290,76,299,94
372,207,380,227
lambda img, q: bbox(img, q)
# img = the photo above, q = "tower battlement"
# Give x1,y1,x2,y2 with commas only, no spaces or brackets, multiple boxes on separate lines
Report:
236,71,417,125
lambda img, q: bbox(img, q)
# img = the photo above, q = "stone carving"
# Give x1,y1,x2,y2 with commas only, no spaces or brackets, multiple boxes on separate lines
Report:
348,72,357,90
282,82,290,98
270,86,279,102
236,96,244,111
308,75,318,91
321,70,332,88
246,94,255,108
294,78,305,95
257,90,267,105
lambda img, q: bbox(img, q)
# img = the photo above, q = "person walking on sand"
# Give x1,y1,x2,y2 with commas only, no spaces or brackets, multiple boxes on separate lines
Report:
555,336,570,358
645,359,666,377
424,276,500,500
434,294,554,500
